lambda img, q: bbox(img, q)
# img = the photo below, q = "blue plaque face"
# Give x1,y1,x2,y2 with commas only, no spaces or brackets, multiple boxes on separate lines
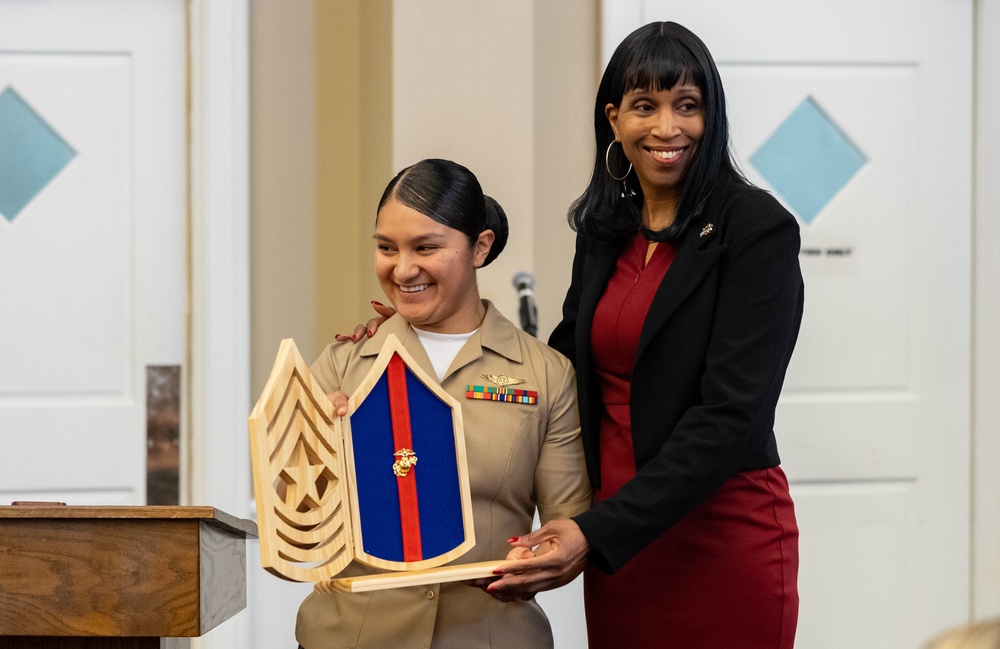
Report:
345,337,475,571
350,356,465,562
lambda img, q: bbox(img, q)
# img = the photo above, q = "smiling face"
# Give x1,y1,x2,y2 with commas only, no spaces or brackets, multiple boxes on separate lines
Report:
606,82,706,206
374,197,493,334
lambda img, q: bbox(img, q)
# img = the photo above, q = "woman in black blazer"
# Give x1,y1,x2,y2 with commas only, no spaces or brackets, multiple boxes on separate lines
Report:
491,21,803,648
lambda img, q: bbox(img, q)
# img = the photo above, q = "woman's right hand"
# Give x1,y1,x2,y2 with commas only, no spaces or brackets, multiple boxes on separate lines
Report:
333,301,397,343
485,519,589,599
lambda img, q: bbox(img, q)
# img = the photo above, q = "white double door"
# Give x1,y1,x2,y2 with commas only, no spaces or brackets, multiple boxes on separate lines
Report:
610,1,972,647
0,1,186,505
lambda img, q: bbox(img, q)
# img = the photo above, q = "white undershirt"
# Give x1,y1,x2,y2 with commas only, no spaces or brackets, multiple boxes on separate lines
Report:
412,327,477,381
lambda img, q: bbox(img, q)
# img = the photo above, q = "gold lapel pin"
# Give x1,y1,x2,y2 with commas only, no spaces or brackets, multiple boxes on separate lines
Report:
700,223,714,238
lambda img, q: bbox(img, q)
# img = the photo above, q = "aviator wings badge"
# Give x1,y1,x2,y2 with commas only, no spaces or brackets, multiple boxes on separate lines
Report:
479,374,526,387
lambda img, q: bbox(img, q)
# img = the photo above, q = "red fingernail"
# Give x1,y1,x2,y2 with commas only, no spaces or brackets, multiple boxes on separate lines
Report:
506,536,519,543
367,329,374,338
492,569,504,575
372,300,384,307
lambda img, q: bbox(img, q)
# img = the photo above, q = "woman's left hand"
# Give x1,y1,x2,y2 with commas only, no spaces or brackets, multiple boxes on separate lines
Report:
465,547,537,602
485,519,589,600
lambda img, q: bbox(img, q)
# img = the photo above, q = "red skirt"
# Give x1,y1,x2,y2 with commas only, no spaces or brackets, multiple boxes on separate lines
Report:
583,466,799,649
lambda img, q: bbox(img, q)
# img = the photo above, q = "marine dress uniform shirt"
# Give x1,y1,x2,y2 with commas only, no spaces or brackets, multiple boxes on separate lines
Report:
296,300,591,649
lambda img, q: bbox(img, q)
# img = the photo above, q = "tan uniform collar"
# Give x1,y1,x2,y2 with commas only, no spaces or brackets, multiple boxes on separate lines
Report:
358,300,524,381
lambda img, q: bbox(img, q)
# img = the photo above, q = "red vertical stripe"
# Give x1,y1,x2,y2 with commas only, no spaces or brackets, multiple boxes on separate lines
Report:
387,353,422,561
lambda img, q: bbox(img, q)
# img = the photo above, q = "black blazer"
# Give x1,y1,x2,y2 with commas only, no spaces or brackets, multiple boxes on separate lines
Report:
549,173,804,573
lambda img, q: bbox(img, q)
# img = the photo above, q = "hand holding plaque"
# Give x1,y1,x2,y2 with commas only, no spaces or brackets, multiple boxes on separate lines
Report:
248,336,503,593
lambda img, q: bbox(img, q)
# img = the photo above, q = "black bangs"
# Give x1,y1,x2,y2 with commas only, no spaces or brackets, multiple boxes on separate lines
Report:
618,30,706,99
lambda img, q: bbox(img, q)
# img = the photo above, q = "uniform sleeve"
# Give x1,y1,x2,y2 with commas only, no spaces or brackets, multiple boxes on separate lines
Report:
533,356,592,523
309,343,346,395
575,201,803,573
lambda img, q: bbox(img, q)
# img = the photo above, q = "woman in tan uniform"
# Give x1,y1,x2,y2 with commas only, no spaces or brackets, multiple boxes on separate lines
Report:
295,158,591,649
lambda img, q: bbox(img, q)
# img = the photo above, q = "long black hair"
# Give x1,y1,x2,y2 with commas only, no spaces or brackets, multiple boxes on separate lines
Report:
570,21,747,241
378,158,509,267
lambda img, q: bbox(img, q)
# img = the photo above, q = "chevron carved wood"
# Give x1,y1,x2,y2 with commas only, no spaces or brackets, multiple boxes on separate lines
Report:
248,339,353,582
250,336,502,592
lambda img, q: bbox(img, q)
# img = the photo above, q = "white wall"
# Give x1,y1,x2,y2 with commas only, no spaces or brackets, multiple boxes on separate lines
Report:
246,3,317,647
249,0,317,396
532,2,601,340
391,1,596,339
392,1,536,323
973,0,1000,622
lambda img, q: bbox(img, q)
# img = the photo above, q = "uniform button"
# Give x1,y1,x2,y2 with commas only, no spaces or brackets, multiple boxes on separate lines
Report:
425,590,436,600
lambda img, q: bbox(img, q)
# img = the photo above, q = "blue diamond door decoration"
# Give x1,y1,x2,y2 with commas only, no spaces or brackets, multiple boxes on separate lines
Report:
749,96,866,225
0,86,77,222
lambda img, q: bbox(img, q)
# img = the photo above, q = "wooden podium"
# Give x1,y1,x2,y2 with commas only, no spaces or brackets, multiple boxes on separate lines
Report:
0,505,257,649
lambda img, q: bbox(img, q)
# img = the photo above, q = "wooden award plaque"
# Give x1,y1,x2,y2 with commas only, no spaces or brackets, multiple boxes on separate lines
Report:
248,336,503,593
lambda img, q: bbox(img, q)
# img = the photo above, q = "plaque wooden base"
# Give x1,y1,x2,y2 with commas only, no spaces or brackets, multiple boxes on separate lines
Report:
321,560,506,593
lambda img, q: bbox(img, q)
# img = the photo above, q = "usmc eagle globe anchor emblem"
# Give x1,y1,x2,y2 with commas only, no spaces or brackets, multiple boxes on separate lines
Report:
392,448,418,477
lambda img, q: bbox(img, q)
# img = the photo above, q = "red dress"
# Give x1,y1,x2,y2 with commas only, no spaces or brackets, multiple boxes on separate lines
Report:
583,232,799,649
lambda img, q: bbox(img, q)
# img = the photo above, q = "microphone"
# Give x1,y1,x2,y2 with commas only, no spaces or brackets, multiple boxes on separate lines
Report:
512,272,538,337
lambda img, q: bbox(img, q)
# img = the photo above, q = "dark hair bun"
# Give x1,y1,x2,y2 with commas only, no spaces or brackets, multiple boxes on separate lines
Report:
482,195,508,267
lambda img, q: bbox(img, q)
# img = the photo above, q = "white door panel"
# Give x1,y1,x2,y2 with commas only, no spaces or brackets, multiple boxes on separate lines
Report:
612,1,971,646
728,62,916,391
793,481,922,646
0,1,185,505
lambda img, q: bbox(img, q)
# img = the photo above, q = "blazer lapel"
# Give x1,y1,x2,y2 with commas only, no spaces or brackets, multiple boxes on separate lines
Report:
635,180,731,361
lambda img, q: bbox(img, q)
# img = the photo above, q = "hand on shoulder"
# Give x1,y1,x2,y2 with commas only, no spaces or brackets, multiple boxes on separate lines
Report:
333,301,397,343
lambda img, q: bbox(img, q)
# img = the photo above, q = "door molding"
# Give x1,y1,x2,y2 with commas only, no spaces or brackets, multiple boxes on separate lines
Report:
973,0,1000,621
187,0,251,647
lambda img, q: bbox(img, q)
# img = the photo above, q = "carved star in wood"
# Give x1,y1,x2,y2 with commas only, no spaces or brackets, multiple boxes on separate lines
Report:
280,442,327,510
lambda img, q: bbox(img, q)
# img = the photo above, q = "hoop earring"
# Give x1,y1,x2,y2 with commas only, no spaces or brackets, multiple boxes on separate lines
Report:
605,140,632,182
